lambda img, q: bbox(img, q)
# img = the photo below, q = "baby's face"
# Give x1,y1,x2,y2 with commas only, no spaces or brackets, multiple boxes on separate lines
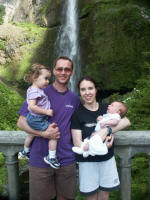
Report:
107,102,121,114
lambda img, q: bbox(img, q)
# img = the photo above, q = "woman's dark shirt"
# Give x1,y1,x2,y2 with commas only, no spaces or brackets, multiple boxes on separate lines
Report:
71,102,114,162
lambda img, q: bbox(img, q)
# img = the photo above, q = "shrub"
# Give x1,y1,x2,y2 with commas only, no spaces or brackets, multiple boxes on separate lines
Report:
0,82,24,130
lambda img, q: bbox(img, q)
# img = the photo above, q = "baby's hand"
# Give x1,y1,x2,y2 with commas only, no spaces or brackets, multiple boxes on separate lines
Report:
97,115,103,121
83,142,89,151
46,109,54,116
91,132,96,137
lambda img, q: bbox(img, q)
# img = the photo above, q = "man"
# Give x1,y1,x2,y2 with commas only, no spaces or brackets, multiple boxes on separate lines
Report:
17,56,80,200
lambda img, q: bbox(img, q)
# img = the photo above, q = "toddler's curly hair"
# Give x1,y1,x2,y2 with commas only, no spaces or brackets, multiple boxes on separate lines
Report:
24,63,51,83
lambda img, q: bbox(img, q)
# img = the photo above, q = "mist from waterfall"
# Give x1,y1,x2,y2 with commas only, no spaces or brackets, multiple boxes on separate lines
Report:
55,0,81,93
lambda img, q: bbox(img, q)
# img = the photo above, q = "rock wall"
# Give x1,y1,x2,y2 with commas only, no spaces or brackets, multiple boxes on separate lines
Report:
0,0,62,26
0,0,21,23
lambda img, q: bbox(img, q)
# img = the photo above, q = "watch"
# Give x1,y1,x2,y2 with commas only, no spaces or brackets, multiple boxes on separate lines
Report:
106,126,112,136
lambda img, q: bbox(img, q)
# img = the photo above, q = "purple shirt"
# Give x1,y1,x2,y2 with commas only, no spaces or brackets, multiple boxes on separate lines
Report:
27,87,51,116
19,84,80,167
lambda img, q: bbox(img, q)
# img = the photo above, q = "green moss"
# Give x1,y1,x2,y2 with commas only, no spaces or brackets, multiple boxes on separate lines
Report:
80,2,150,91
0,23,54,92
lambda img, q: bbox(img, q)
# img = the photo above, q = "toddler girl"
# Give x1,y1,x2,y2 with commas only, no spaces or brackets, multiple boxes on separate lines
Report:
19,63,60,169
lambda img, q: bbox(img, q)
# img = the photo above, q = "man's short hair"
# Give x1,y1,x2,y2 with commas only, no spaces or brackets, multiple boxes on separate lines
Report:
53,56,73,69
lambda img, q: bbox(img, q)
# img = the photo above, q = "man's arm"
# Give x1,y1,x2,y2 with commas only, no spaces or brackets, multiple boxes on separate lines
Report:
17,116,60,140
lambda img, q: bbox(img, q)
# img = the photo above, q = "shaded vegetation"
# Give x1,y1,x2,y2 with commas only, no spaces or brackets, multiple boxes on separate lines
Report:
0,5,5,25
80,1,150,92
0,82,24,130
104,51,150,130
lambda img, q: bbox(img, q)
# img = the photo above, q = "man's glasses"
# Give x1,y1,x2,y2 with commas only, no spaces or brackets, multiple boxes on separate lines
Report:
55,67,72,73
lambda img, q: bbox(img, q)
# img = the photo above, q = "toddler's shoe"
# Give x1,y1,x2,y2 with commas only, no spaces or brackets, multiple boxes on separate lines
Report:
19,150,30,159
44,156,60,169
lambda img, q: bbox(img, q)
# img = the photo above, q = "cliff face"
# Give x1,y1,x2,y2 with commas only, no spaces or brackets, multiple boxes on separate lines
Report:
1,0,47,23
0,0,62,26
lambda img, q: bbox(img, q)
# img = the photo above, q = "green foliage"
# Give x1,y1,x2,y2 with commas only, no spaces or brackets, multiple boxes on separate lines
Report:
16,22,45,41
0,39,6,51
0,82,24,130
104,51,150,130
0,153,6,193
131,154,149,200
121,51,150,130
81,2,150,91
0,5,5,25
0,22,48,92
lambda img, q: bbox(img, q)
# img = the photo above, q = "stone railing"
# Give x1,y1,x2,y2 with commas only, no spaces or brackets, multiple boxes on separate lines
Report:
0,130,150,200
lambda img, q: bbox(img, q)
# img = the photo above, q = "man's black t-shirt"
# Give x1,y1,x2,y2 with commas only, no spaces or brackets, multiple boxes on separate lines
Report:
71,102,114,162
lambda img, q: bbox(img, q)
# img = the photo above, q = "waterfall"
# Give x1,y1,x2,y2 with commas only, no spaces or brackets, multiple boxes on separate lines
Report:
55,0,81,93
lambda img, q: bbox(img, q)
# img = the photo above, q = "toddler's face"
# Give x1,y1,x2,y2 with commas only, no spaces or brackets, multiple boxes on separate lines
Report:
34,69,51,89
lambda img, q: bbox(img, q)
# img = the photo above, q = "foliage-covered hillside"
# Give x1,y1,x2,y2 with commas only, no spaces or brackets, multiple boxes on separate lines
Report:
103,51,150,130
124,52,150,130
0,82,24,130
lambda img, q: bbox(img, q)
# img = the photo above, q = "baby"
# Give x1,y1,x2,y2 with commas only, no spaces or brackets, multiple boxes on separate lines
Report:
72,101,127,157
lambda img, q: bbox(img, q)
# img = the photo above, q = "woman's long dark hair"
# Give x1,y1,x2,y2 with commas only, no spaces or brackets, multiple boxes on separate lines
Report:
78,76,99,90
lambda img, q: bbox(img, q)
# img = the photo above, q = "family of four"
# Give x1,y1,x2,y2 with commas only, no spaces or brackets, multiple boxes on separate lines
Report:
17,56,130,200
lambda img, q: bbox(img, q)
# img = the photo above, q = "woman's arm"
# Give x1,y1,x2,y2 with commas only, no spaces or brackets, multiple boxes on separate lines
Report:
95,117,131,140
17,115,60,139
100,119,119,128
111,116,131,133
71,129,83,147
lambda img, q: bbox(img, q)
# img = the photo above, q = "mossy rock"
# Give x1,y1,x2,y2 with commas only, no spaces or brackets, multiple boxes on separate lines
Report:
79,1,150,91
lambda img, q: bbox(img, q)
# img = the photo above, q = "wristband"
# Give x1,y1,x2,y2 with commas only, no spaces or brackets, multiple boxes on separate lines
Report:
106,126,112,136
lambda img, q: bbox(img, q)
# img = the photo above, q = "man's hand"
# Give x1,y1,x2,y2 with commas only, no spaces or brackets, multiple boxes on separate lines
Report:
42,123,60,140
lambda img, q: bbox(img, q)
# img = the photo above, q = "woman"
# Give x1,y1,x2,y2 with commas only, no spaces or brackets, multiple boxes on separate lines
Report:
71,76,130,200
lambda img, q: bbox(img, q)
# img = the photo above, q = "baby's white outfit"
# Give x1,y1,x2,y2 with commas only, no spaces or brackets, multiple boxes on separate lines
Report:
72,113,121,157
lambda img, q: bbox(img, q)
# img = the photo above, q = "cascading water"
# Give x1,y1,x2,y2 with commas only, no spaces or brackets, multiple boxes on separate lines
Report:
55,0,81,93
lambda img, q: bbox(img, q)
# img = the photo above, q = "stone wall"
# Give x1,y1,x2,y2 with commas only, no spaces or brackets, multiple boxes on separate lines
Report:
0,130,150,200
